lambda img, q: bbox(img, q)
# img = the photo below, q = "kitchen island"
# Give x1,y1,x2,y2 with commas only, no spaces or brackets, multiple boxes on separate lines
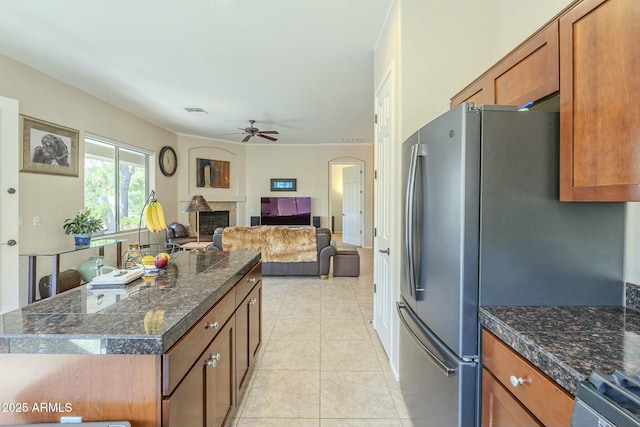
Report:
0,250,262,427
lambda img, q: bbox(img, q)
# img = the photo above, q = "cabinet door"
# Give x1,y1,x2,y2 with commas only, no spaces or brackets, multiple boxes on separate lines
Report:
235,281,262,393
559,0,640,201
248,282,262,361
163,319,235,427
162,359,205,427
493,20,559,107
450,76,494,108
481,369,542,427
205,318,235,427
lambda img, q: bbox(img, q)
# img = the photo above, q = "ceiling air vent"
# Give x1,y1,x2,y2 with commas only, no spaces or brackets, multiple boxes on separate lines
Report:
184,107,207,113
341,137,365,143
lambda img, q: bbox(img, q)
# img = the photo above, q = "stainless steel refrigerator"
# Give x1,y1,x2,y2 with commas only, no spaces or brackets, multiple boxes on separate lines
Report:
398,103,625,426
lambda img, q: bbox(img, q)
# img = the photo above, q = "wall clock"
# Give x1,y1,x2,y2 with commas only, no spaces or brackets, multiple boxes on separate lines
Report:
159,146,177,177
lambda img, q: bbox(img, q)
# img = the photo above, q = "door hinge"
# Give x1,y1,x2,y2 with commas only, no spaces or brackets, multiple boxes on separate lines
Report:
374,283,377,293
374,170,377,179
374,113,378,124
374,227,377,237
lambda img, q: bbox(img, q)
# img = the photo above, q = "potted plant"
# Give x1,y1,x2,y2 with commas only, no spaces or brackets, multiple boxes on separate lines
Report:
63,208,104,245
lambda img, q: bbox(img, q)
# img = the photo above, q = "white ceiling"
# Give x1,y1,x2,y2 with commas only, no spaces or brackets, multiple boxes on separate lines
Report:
0,0,393,145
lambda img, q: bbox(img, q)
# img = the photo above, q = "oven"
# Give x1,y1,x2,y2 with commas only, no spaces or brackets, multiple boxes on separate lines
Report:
572,371,640,427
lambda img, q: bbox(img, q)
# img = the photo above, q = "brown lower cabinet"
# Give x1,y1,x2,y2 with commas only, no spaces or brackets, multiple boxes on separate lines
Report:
482,369,542,427
162,318,235,427
236,280,262,392
481,330,573,427
163,262,263,427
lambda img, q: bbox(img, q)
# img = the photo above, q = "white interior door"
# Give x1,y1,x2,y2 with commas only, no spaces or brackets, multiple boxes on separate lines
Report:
373,71,393,358
342,165,362,246
0,96,20,313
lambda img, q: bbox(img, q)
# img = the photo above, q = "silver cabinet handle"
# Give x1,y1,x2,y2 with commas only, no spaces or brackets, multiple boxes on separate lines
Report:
379,248,390,255
249,298,257,306
204,321,219,330
205,353,221,368
509,375,530,387
248,277,257,283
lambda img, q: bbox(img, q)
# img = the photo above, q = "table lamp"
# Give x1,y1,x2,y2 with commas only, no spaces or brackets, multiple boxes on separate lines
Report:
182,195,212,243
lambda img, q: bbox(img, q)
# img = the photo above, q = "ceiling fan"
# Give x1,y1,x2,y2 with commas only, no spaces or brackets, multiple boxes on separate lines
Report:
236,120,279,142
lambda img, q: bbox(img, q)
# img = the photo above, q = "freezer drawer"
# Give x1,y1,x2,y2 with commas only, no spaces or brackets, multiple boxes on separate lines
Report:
398,302,477,427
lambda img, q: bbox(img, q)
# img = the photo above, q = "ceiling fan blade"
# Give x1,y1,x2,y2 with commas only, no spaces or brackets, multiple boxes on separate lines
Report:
242,134,252,142
258,134,278,142
257,130,279,135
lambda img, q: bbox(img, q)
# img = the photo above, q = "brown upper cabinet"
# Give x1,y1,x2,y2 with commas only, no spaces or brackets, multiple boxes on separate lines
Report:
559,0,640,201
450,21,559,109
452,0,640,202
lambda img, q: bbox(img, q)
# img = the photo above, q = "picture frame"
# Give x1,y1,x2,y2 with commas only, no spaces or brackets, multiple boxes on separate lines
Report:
196,158,230,188
20,115,79,177
270,178,297,192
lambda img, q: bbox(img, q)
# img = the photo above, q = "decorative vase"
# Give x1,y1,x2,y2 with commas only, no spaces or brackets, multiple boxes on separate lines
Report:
74,234,91,246
78,256,114,283
122,243,142,269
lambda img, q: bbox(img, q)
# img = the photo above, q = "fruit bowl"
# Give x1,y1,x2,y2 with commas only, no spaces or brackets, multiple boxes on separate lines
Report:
138,243,180,275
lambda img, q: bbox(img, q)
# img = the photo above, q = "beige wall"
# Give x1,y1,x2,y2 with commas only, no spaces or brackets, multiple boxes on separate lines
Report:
0,54,177,304
173,136,374,246
174,134,247,225
399,0,493,140
245,144,374,247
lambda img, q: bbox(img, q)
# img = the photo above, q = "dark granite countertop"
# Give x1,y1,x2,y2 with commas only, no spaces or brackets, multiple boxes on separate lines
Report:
480,301,640,396
0,250,260,355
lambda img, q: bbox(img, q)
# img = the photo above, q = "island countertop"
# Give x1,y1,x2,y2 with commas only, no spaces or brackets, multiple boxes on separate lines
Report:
0,250,261,355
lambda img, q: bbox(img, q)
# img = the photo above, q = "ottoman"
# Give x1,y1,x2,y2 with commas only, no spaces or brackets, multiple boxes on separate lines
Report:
333,249,360,277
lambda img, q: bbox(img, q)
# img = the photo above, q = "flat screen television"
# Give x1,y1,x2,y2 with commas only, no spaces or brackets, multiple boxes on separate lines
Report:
260,197,311,226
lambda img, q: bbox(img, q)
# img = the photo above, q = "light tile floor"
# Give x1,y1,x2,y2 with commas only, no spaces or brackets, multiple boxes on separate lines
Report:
229,243,412,427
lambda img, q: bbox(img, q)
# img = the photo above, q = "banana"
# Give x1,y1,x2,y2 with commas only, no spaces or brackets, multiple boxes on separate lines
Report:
143,202,158,232
154,200,167,230
143,199,168,232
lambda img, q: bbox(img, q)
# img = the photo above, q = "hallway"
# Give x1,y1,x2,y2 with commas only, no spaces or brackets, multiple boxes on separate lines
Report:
230,246,412,426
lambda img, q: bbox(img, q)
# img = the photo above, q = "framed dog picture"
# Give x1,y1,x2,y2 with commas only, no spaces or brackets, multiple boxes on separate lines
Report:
20,115,79,177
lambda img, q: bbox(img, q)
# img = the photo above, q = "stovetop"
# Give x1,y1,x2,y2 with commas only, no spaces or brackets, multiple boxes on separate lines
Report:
574,371,640,427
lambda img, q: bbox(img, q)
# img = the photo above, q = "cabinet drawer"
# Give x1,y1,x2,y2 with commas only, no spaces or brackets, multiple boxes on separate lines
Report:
163,287,236,396
236,262,262,307
481,330,573,427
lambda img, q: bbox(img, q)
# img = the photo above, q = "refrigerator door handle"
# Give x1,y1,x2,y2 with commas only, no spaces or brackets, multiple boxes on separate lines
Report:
397,301,456,377
405,144,419,297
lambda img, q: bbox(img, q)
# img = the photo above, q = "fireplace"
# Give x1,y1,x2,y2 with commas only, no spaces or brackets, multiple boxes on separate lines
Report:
198,211,229,235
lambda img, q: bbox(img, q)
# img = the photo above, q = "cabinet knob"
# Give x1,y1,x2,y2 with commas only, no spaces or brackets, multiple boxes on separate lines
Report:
205,353,221,368
509,375,530,387
204,321,219,330
249,298,257,306
247,277,257,283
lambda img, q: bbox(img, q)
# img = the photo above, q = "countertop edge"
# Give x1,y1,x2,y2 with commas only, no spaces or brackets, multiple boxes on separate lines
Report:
479,307,585,396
